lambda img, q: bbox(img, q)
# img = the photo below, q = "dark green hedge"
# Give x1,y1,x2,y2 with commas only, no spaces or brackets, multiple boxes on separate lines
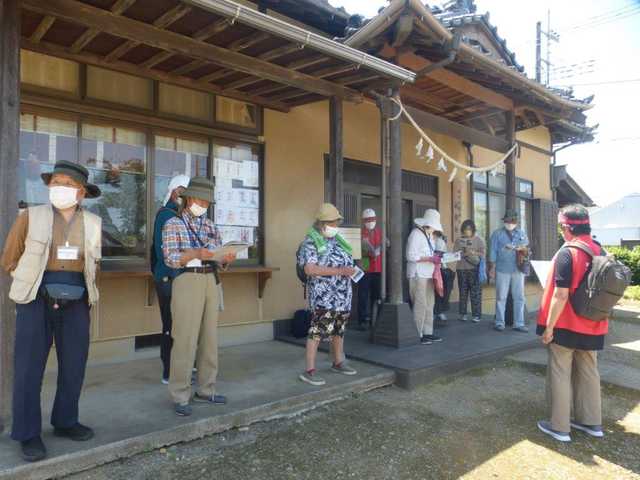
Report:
608,246,640,286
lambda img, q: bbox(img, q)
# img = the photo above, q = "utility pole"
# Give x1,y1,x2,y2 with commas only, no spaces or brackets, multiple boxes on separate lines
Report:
535,10,559,86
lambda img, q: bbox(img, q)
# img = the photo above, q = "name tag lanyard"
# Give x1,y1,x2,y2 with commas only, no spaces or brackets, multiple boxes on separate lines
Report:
57,208,81,260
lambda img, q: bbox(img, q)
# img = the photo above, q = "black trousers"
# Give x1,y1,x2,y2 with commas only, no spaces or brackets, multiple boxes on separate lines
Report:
434,268,456,315
357,272,381,324
457,269,482,318
154,278,173,380
12,272,90,442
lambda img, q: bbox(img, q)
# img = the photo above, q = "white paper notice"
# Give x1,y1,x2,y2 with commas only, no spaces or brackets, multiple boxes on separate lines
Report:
531,260,553,288
441,251,462,265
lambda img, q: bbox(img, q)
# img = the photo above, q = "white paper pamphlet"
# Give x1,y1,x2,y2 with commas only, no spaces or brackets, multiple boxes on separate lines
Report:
351,266,365,283
441,251,462,265
531,260,553,288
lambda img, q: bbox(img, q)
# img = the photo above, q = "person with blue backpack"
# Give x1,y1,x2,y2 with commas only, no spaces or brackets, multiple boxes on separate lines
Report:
454,219,486,323
296,203,358,386
151,175,190,385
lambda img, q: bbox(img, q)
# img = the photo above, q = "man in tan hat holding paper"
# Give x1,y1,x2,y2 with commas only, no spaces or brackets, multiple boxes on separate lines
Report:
162,177,236,416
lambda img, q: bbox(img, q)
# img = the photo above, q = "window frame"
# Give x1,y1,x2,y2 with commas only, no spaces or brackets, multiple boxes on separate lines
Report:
19,104,266,271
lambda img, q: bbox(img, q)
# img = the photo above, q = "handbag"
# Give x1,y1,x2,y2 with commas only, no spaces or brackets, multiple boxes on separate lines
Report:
516,247,531,275
43,283,86,310
433,266,444,297
478,256,488,284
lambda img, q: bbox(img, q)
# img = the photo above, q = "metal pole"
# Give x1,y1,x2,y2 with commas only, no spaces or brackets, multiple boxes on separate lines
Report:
535,21,542,83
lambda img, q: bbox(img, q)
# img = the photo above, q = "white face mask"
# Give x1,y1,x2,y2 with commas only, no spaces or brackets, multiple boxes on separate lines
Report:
49,186,78,210
505,223,517,231
323,225,339,238
365,221,376,230
190,203,208,217
175,197,183,206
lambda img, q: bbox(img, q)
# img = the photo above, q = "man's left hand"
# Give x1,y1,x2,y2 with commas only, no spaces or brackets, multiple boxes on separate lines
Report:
541,327,554,345
222,252,237,265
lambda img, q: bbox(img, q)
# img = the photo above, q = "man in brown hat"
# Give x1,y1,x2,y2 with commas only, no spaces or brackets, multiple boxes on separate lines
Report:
1,160,102,462
162,177,236,416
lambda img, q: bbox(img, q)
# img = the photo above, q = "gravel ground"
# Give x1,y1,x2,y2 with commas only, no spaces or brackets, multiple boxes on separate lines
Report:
68,361,640,480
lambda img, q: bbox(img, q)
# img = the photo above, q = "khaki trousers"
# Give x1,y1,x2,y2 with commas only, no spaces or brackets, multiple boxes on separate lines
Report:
547,343,602,433
409,277,435,336
169,273,220,405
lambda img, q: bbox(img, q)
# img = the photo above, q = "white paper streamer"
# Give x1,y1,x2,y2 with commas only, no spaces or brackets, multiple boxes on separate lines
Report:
448,167,458,183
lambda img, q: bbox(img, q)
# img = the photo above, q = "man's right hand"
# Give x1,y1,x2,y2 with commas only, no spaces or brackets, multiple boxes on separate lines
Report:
340,267,357,277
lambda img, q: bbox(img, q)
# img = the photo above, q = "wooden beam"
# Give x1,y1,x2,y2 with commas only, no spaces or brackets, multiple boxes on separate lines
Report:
21,0,362,101
29,15,55,43
400,84,449,112
505,110,516,210
329,97,344,210
70,0,137,53
170,59,206,76
397,51,514,111
22,39,291,112
392,14,414,47
0,0,20,434
104,4,192,62
273,73,379,102
253,64,358,99
405,105,510,153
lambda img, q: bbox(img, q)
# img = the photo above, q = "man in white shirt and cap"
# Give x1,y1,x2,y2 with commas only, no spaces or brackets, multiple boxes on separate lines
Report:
406,209,444,345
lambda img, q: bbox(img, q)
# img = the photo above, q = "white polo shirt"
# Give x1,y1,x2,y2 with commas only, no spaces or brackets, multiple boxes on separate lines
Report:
406,227,436,279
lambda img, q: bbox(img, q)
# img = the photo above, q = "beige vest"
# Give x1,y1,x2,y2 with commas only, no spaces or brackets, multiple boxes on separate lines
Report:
9,205,102,305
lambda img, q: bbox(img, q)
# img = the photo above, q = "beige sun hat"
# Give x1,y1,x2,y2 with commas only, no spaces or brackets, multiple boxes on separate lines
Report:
316,203,343,222
414,209,443,231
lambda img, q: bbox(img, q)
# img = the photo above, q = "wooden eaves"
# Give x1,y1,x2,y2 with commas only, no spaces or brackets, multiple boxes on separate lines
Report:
20,0,415,113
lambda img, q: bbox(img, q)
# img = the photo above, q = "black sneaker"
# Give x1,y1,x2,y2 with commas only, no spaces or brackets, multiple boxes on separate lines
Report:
20,436,46,462
194,393,227,405
175,403,192,416
420,335,432,345
424,334,443,343
53,423,94,442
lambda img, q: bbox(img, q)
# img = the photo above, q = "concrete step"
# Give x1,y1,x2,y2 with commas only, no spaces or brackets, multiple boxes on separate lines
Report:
0,342,394,480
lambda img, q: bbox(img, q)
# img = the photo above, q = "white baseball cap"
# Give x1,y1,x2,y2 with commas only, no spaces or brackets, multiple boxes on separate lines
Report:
362,208,376,219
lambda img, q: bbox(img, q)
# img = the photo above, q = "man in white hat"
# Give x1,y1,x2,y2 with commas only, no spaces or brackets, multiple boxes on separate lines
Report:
151,174,190,384
406,209,444,344
357,208,383,330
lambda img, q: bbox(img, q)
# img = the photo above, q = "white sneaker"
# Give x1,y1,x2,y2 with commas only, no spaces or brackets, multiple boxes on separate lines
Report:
571,422,604,438
537,420,571,442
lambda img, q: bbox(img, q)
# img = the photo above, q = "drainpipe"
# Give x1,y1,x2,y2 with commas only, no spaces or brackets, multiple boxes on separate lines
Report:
416,32,462,78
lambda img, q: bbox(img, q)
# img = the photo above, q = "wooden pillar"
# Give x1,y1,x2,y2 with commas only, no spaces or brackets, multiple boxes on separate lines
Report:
328,96,344,211
0,0,20,433
387,89,403,305
372,91,418,348
505,110,516,211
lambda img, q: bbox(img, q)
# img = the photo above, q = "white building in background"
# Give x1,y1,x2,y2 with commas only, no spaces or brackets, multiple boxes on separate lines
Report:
590,193,640,247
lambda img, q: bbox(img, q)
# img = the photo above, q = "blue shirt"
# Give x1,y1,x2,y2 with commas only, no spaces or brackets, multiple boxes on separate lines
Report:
152,201,180,282
489,227,529,274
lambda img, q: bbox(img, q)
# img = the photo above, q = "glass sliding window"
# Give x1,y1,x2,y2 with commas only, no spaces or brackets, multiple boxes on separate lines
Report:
20,50,80,95
216,96,257,129
488,192,506,237
18,113,78,207
86,66,153,109
473,190,488,242
80,124,147,259
154,135,209,213
213,141,261,263
488,173,506,192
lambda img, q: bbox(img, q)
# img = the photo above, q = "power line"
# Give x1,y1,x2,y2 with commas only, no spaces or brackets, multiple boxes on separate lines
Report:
554,78,640,87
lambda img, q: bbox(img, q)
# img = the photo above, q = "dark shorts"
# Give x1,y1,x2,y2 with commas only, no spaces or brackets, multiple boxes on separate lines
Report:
308,309,350,340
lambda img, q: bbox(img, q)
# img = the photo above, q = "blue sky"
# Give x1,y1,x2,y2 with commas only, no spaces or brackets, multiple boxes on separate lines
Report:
330,0,640,207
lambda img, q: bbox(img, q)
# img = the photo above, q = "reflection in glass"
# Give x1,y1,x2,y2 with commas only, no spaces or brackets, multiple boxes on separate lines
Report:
154,135,208,213
489,192,506,236
80,124,147,258
473,190,488,243
18,114,77,208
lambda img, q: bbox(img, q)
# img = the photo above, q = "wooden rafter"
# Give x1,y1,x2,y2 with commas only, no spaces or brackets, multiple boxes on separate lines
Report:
22,39,291,112
70,0,137,53
253,64,358,99
21,0,362,102
397,50,514,111
30,15,56,43
104,4,193,63
220,44,300,91
270,72,378,103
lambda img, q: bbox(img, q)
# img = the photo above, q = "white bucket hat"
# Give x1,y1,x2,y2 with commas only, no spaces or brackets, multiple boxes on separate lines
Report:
414,209,442,231
362,208,376,219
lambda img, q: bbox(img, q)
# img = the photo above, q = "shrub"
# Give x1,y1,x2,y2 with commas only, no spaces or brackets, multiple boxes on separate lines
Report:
607,246,640,286
624,285,640,301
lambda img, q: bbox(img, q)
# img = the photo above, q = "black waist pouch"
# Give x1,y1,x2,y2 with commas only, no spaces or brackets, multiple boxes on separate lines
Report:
41,271,87,310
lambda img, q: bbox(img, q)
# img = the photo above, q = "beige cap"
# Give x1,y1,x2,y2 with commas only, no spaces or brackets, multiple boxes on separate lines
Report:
315,203,343,222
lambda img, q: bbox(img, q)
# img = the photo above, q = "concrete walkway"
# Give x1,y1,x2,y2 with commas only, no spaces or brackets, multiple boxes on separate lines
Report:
0,341,394,480
509,312,640,392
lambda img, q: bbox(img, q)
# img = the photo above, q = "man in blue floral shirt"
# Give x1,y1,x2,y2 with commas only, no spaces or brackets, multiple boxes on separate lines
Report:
297,203,358,386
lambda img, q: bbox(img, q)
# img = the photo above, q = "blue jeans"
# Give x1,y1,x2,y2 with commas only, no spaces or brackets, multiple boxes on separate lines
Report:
495,271,525,328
